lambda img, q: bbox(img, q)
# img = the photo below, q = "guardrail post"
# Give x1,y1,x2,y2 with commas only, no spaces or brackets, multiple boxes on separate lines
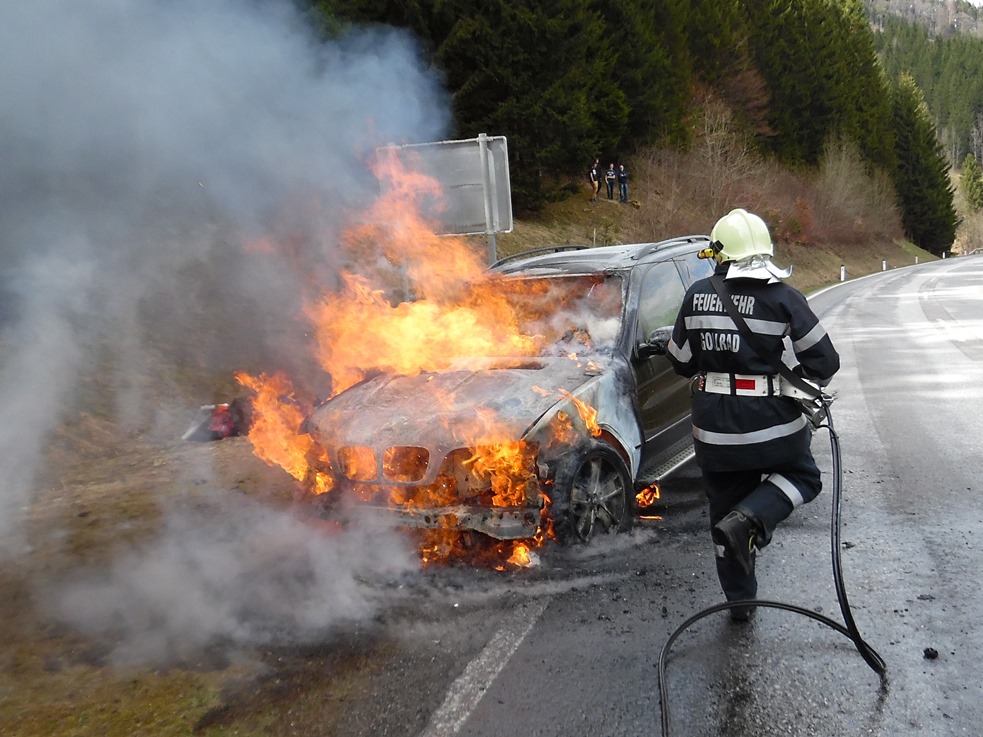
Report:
840,264,846,282
882,259,887,271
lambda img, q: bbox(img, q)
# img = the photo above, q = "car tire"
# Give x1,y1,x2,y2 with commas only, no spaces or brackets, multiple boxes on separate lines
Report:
552,440,635,544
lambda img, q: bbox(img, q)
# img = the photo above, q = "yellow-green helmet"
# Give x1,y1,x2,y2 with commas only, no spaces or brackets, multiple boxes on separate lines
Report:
709,208,774,263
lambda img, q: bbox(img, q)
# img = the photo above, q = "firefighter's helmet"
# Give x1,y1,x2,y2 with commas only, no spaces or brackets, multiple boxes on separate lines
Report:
709,208,774,263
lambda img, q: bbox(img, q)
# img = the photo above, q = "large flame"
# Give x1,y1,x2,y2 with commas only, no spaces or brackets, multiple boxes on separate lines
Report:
236,153,602,568
307,272,537,397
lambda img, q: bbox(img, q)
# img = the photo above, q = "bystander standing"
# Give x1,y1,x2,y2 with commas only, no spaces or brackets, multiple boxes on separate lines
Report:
617,164,629,203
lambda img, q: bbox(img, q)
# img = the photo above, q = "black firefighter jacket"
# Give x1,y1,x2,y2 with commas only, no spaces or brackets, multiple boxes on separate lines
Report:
666,263,840,472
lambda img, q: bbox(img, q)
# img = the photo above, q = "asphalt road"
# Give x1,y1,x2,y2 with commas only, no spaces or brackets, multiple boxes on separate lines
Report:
319,255,983,737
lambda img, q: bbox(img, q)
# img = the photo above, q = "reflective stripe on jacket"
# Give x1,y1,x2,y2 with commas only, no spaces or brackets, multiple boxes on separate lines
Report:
666,263,839,471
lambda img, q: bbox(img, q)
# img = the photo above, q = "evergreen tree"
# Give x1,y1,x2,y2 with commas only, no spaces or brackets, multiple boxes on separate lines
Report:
834,0,897,172
874,15,983,163
687,0,747,85
742,0,804,161
689,2,772,138
744,0,856,164
891,73,958,253
434,0,627,209
590,0,689,148
743,0,896,170
961,153,983,210
306,0,438,46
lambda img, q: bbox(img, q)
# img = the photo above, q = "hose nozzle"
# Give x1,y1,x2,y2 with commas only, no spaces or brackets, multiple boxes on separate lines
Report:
797,391,835,429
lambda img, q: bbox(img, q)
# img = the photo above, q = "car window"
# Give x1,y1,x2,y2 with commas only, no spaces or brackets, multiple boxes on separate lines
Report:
674,248,715,286
470,274,625,354
635,261,687,342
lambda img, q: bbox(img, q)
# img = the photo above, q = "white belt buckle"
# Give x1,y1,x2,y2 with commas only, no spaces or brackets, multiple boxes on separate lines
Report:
707,373,732,392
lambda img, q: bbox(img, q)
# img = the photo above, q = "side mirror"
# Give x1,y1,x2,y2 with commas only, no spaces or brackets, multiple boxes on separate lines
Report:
637,326,673,359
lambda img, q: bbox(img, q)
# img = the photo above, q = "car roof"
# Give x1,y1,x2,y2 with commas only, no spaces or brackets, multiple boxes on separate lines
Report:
488,235,710,276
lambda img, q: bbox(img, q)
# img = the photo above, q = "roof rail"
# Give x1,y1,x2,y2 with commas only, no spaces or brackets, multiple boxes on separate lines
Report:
630,235,709,260
489,245,590,269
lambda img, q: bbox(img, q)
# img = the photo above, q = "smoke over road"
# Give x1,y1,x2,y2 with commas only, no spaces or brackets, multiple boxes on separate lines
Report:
46,494,417,665
0,0,448,658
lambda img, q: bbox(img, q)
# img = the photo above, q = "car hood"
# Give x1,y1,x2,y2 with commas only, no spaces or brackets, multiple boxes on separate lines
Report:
305,356,604,450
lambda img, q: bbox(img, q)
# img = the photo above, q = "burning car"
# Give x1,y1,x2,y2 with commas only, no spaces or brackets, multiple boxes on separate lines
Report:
295,236,714,552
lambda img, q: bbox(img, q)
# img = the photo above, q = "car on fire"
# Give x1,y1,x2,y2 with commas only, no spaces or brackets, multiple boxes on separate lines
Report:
299,236,715,545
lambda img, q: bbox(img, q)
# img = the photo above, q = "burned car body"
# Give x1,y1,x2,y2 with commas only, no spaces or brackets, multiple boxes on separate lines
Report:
301,236,714,543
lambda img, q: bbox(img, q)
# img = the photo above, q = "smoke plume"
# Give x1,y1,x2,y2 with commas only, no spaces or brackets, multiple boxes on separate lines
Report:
0,0,448,656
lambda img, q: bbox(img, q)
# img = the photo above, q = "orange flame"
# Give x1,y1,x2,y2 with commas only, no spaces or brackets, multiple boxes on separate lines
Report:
235,371,333,493
235,155,594,567
636,483,662,520
557,389,601,437
531,385,601,444
507,543,534,567
636,483,660,508
307,273,537,397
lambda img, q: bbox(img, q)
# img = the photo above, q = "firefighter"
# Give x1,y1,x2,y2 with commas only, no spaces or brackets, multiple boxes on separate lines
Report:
666,209,840,621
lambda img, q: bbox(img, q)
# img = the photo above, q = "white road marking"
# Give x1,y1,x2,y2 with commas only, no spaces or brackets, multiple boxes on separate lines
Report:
419,596,551,737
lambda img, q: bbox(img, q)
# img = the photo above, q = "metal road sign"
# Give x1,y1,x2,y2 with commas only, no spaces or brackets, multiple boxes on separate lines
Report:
378,133,513,262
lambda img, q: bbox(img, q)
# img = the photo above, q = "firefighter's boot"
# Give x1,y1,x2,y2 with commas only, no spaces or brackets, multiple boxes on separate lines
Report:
715,551,757,622
712,510,760,577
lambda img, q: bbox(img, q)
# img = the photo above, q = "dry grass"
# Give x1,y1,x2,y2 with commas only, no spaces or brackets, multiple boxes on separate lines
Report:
1,436,296,737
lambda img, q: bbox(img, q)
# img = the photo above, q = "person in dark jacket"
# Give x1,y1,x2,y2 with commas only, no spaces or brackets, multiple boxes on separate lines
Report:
666,208,839,621
617,163,629,203
605,163,617,199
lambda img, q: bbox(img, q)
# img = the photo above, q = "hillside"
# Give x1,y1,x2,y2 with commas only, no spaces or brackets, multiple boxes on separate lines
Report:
496,195,930,298
866,0,983,36
492,123,940,298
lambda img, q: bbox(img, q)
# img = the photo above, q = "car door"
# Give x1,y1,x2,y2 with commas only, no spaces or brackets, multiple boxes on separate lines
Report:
630,259,690,442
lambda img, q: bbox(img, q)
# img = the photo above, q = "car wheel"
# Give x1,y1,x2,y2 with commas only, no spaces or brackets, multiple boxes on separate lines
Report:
553,441,634,544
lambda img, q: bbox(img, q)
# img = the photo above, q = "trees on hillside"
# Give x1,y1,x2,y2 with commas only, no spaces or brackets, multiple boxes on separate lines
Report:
305,0,958,249
831,0,898,172
961,154,983,211
873,16,983,164
591,0,690,148
891,73,958,253
742,0,895,170
433,1,626,208
686,0,747,84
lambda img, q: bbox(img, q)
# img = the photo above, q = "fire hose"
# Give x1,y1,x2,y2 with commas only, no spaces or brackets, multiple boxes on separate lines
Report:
656,392,887,735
